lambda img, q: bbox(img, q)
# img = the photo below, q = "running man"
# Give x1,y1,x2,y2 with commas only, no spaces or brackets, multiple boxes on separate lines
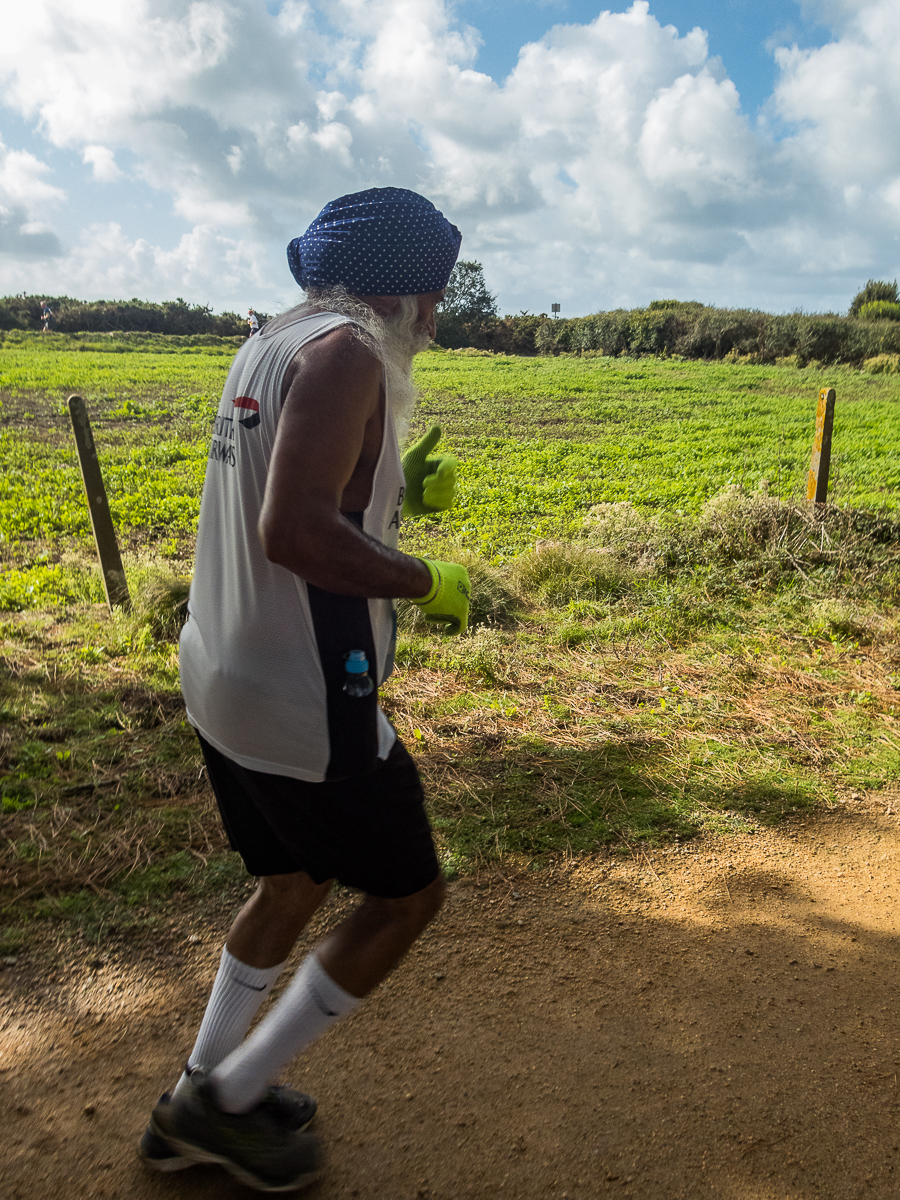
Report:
139,187,469,1193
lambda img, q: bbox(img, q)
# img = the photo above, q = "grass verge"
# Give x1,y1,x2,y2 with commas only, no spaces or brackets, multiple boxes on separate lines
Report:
2,494,899,950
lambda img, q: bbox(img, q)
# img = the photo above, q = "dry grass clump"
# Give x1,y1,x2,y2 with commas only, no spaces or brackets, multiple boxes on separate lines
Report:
398,550,522,632
510,542,634,606
807,600,883,645
130,567,191,639
686,487,900,599
435,627,520,686
693,484,803,559
582,501,661,568
1,800,225,906
577,487,900,602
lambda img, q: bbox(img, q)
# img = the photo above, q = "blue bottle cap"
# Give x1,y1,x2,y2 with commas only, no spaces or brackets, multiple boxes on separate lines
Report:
345,650,369,673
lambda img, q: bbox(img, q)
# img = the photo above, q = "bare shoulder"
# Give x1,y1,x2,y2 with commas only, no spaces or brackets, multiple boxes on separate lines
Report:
282,322,382,401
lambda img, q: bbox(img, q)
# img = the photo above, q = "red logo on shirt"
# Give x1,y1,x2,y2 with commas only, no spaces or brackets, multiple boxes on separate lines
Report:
233,396,260,430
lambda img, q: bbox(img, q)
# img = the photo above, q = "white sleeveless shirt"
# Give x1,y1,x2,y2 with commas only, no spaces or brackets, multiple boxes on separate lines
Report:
179,310,405,782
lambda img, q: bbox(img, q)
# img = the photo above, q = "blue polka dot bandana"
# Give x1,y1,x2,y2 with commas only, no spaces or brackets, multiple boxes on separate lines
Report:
287,187,462,296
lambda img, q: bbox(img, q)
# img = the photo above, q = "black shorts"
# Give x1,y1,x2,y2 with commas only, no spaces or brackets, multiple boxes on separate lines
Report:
198,734,440,899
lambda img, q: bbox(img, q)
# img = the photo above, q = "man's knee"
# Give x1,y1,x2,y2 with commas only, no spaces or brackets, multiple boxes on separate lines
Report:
255,871,333,911
419,871,447,921
366,871,446,933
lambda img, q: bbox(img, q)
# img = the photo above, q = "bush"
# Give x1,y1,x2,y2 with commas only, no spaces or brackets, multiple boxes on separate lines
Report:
858,301,900,322
444,303,900,364
434,312,545,354
862,353,900,374
849,279,898,317
535,322,560,356
0,294,252,336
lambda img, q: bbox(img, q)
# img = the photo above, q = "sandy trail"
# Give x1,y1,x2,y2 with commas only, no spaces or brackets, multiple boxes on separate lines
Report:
3,795,900,1200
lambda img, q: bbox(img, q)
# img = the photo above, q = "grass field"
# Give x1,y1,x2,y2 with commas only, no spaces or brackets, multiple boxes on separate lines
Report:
2,336,899,575
1,334,899,949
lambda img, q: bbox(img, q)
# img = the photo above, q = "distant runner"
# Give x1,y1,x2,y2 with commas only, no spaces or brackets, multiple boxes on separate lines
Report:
139,187,468,1193
40,300,54,333
247,308,260,336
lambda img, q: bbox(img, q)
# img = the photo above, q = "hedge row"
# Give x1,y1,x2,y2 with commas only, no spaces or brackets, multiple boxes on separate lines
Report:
0,295,253,337
435,302,900,363
7,293,899,364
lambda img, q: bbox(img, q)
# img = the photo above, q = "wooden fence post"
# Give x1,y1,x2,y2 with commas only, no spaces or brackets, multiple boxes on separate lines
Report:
806,387,836,505
68,394,131,610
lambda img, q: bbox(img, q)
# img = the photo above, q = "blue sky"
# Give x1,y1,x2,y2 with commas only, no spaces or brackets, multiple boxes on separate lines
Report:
1,0,898,318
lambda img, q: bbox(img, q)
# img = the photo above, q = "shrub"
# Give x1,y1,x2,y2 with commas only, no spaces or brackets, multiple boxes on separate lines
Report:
0,294,251,335
858,301,900,322
849,279,898,317
434,313,545,354
535,322,560,356
862,353,900,374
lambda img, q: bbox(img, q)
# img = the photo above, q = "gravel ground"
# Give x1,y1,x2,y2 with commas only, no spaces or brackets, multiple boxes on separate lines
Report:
3,792,900,1199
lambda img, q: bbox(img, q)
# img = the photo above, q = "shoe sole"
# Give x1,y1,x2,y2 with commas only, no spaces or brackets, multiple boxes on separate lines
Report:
157,1133,321,1194
139,1105,316,1174
139,1121,197,1172
140,1149,197,1172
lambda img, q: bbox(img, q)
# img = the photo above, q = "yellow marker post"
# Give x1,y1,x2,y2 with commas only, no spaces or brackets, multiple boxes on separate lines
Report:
68,394,131,611
806,387,836,505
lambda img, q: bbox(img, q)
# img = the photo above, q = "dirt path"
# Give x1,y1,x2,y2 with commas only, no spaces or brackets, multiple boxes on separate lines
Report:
4,794,900,1200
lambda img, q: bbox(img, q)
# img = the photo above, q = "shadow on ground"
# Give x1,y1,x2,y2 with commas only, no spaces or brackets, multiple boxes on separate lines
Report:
2,801,900,1200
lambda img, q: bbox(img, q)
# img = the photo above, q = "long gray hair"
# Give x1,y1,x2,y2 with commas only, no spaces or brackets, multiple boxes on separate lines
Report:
266,286,427,442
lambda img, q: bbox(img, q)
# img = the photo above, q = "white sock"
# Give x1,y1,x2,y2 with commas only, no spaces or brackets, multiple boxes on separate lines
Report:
172,947,285,1098
210,953,360,1114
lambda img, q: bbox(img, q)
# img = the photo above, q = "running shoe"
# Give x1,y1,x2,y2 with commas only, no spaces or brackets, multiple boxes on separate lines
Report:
140,1076,317,1171
140,1074,320,1190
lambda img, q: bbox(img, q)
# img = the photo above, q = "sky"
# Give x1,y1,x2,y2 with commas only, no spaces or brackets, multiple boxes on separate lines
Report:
0,0,898,318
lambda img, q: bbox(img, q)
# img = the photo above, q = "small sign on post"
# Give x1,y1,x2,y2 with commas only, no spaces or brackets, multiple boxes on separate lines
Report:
68,394,131,610
551,303,561,319
806,387,836,505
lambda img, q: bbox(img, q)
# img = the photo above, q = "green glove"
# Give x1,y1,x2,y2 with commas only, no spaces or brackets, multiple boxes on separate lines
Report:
401,425,458,517
412,559,471,636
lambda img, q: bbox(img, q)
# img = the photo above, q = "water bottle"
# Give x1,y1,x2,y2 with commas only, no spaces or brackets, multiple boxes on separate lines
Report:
343,649,374,697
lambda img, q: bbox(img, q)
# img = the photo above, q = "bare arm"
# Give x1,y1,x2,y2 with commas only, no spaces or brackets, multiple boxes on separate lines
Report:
258,325,432,598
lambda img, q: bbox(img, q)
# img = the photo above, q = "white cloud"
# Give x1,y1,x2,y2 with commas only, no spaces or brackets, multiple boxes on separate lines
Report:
0,0,897,312
82,145,122,182
773,0,900,190
0,137,65,258
0,137,64,206
0,220,269,308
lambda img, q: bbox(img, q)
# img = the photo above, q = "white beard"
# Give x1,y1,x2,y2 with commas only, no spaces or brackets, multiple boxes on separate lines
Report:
268,287,428,443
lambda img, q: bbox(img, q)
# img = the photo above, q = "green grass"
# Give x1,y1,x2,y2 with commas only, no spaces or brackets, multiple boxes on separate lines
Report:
406,352,900,558
1,336,900,944
0,338,223,574
3,342,899,580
